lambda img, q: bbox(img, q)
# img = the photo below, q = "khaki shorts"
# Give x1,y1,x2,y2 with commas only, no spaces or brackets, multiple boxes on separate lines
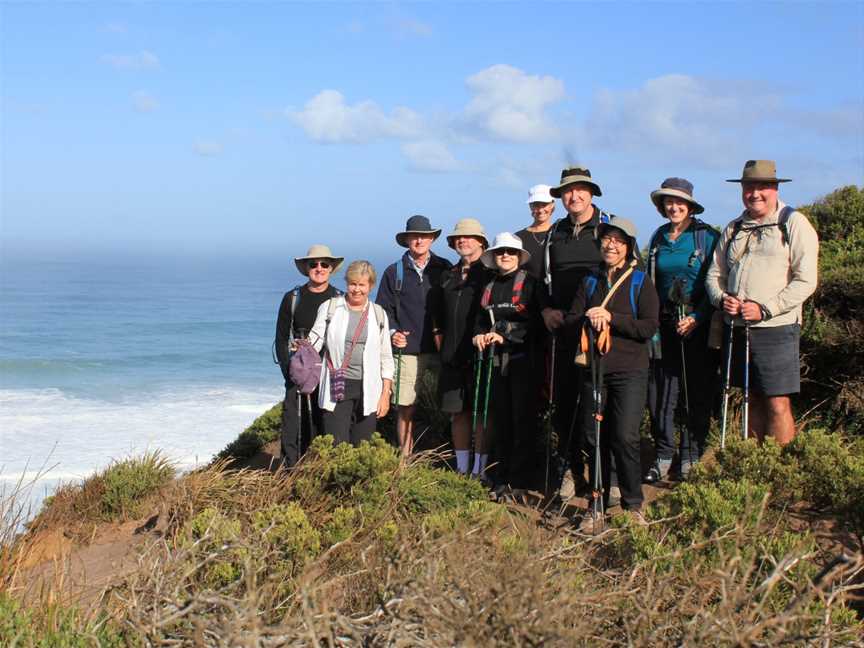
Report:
392,353,439,407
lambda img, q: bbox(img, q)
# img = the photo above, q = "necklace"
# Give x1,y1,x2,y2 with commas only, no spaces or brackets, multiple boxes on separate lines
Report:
528,229,549,245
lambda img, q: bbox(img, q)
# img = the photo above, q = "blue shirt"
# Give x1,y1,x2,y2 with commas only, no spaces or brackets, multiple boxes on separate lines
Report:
652,223,719,322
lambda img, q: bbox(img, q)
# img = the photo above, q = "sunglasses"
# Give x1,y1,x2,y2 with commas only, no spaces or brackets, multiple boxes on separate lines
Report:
308,260,332,269
493,248,520,256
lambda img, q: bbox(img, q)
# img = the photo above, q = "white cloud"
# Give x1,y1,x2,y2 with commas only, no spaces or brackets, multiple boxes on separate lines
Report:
132,91,158,113
583,74,784,166
461,64,565,142
401,140,461,172
287,90,423,143
193,140,223,157
102,50,160,70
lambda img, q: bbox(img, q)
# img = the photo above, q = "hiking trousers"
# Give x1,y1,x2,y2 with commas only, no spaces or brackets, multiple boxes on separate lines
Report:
281,383,325,466
321,379,376,446
580,368,648,510
489,353,538,489
552,340,585,476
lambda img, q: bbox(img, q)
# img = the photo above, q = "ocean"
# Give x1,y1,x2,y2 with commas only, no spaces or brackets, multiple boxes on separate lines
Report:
0,254,348,519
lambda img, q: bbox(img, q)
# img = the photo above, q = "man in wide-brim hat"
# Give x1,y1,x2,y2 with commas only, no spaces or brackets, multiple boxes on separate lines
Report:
376,215,451,458
541,165,613,500
706,160,819,446
275,244,344,467
438,218,492,477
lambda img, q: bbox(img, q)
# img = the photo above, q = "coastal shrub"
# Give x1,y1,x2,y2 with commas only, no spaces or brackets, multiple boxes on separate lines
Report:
216,402,282,460
182,506,246,588
252,503,320,573
395,464,487,515
0,593,124,647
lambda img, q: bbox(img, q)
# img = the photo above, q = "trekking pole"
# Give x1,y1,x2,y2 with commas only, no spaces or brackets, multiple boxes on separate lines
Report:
719,293,737,450
471,346,483,437
394,347,403,406
743,316,752,441
545,335,557,495
588,327,605,535
677,302,694,466
304,394,314,444
296,389,303,465
481,311,496,433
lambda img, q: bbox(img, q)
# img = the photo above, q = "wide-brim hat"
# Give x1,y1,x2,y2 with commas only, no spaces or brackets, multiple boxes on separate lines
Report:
726,159,791,183
294,244,344,277
650,177,705,215
597,217,640,263
446,218,488,249
550,166,602,198
395,214,442,247
480,232,532,269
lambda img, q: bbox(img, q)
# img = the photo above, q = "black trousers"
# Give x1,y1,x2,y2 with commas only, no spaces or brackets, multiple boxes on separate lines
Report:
321,379,376,446
281,383,325,466
647,321,718,463
488,353,538,489
552,340,585,475
580,368,648,510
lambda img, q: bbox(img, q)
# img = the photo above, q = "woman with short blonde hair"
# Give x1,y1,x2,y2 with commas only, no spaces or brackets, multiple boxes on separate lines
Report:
310,260,393,446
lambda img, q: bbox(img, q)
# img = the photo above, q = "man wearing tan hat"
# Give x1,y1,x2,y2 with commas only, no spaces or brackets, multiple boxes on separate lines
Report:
376,215,452,457
540,166,611,497
274,244,344,466
706,160,819,445
435,219,492,475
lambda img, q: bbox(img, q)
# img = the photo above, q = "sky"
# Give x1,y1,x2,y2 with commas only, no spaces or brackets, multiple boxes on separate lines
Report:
1,1,862,266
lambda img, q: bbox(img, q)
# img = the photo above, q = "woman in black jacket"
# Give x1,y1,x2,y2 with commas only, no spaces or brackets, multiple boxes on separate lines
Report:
473,232,539,493
566,217,659,525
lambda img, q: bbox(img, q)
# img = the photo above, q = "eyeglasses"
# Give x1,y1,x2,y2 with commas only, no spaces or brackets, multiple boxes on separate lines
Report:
308,261,331,269
493,248,520,256
600,236,627,248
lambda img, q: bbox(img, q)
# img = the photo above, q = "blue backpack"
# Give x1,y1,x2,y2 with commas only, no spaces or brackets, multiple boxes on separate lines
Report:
583,269,645,319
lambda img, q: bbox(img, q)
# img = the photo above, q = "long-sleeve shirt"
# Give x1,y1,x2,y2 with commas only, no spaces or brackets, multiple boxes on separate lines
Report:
565,265,660,374
474,270,537,354
705,200,819,328
375,251,451,354
436,259,493,367
274,283,340,384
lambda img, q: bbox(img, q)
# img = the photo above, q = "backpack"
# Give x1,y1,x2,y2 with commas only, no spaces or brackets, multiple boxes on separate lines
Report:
543,210,611,288
726,205,795,264
271,286,342,368
647,218,716,281
480,269,528,313
584,269,645,319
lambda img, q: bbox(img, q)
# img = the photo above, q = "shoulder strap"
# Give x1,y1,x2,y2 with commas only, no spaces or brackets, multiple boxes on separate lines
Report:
480,276,495,309
647,226,665,280
585,275,598,301
778,205,794,246
394,259,403,293
288,286,302,344
372,303,386,333
629,270,645,319
593,210,612,239
543,218,565,287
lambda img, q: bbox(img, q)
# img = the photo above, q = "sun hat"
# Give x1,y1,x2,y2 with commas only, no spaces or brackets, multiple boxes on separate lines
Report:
597,217,640,263
395,215,442,248
549,166,602,198
446,218,488,249
527,184,554,204
650,177,705,216
480,232,532,270
726,159,791,183
294,244,344,277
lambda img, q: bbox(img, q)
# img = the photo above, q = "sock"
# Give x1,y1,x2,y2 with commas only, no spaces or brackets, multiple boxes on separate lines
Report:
478,454,489,475
455,450,470,474
472,452,482,475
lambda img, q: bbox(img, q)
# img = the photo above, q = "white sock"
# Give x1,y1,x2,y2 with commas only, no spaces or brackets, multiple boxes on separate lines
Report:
478,454,489,475
472,453,482,475
455,450,470,474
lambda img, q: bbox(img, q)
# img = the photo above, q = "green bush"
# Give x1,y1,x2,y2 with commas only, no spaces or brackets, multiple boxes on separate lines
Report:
99,452,175,519
182,507,246,588
253,503,320,572
0,593,125,647
217,402,282,460
395,464,487,515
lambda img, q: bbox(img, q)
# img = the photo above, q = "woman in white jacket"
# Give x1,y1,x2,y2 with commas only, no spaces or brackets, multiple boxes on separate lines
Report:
310,260,394,446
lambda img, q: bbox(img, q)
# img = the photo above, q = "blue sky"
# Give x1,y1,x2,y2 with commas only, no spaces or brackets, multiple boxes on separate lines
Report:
1,2,862,265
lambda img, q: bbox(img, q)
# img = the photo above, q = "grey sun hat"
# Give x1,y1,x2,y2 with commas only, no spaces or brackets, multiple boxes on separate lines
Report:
395,214,442,248
650,177,705,216
726,159,791,183
480,232,532,270
549,166,602,198
294,244,344,277
597,217,641,263
446,218,489,250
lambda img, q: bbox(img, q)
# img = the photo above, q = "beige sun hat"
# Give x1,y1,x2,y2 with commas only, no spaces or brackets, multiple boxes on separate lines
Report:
480,232,532,270
446,218,488,249
294,244,344,277
726,159,791,183
597,217,641,263
549,166,602,198
650,177,705,216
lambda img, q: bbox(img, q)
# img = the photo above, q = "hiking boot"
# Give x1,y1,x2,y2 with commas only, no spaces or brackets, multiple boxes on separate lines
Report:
644,458,672,484
559,468,576,500
622,508,648,526
577,508,607,535
607,485,621,508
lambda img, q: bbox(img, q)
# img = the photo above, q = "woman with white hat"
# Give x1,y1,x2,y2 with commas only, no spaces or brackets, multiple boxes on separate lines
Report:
274,245,344,466
565,217,659,527
472,232,540,493
645,178,720,482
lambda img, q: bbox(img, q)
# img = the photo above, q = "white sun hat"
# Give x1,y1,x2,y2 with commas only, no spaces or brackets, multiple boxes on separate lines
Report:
480,232,532,269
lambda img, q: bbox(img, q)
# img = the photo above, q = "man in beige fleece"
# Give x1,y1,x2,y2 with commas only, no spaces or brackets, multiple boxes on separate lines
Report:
706,160,819,445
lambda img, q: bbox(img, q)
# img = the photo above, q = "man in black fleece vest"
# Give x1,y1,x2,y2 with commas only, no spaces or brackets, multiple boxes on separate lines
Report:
376,215,451,457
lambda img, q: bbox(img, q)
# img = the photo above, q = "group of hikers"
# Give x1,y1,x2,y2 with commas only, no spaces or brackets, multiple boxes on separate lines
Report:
274,159,819,531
